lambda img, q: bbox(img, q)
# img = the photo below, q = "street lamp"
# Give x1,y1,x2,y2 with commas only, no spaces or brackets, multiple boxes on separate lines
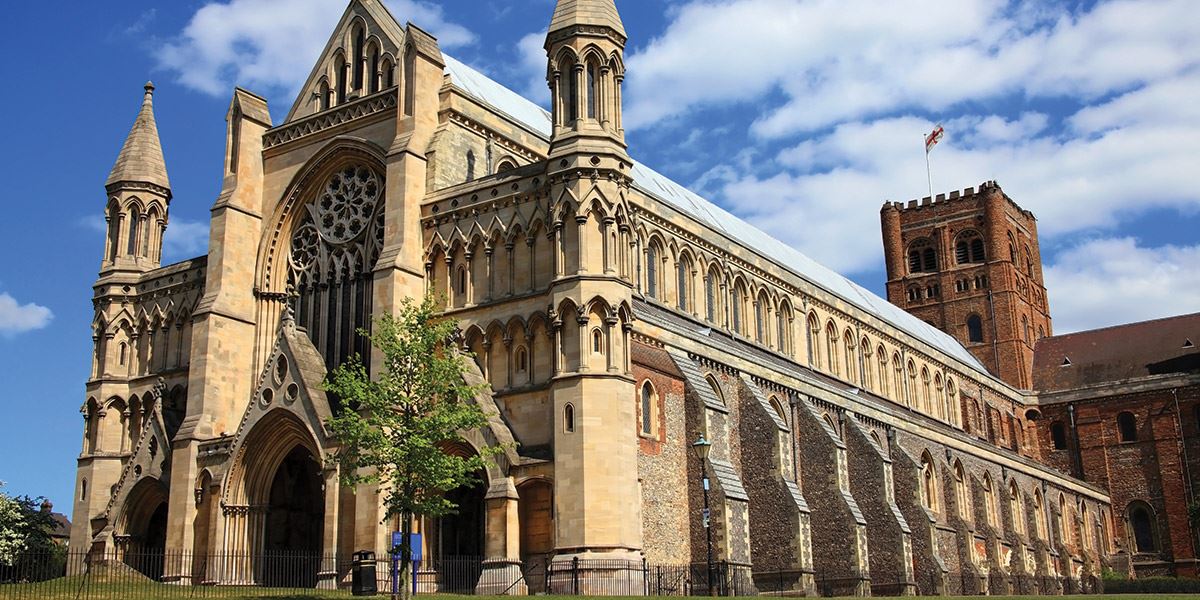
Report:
692,433,716,596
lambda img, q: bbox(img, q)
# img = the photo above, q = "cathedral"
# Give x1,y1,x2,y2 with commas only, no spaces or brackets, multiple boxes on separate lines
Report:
70,0,1168,595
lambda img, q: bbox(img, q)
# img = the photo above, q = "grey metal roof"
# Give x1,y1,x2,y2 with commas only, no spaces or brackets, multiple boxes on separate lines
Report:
442,56,987,375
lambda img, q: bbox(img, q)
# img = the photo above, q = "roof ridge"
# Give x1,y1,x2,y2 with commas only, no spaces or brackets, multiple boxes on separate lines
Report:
441,55,992,378
1046,311,1200,340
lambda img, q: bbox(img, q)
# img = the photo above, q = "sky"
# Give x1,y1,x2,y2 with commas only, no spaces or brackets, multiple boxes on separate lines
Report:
0,0,1198,511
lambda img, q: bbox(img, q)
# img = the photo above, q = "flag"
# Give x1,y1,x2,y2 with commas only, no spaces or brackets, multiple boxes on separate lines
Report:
925,124,944,153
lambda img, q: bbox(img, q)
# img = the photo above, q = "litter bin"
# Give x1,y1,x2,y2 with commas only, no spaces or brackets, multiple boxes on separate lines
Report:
352,550,378,596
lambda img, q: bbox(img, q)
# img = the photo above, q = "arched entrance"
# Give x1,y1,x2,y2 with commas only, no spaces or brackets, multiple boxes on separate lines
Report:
435,476,486,558
119,478,169,579
260,445,324,588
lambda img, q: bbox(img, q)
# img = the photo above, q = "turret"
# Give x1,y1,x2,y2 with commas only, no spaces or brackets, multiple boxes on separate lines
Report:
545,0,627,158
102,82,171,273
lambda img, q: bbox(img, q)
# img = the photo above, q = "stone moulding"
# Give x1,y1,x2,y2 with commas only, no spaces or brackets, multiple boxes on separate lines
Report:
264,89,398,150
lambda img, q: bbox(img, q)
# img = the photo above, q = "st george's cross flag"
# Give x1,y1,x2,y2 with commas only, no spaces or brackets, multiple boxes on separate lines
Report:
925,124,945,153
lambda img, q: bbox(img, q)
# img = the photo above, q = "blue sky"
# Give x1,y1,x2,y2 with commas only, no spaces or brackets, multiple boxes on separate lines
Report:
1,0,1198,511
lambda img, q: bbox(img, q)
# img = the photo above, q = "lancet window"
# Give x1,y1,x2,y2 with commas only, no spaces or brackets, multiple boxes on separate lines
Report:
288,164,385,374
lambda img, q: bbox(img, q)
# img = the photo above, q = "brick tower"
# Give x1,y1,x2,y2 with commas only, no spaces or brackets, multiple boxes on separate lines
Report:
881,181,1051,389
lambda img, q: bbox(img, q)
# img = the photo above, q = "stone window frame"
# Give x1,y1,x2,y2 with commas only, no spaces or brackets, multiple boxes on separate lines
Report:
638,379,658,439
563,403,576,434
1126,500,1158,553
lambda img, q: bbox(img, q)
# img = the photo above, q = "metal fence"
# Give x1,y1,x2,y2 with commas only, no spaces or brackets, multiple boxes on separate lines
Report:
0,548,1104,598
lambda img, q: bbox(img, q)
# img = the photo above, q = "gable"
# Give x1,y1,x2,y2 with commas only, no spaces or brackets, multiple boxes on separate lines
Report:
284,0,407,123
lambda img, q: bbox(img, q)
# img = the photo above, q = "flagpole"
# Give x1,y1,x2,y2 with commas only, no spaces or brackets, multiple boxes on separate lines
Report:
924,135,933,199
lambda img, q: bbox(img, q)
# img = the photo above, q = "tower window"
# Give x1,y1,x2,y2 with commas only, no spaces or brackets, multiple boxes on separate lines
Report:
967,314,984,343
564,403,575,433
1117,412,1138,442
587,63,597,120
466,150,476,182
1050,421,1067,450
955,232,986,264
907,239,938,273
592,329,603,354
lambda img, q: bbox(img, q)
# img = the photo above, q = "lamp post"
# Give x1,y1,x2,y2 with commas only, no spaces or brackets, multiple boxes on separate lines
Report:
692,433,716,596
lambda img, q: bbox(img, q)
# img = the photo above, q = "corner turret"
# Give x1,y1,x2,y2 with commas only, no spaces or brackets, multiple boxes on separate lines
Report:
102,82,171,273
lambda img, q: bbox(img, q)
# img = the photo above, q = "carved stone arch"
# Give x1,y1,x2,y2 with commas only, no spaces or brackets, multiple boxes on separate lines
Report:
583,295,616,321
551,46,578,75
608,51,625,76
255,137,387,294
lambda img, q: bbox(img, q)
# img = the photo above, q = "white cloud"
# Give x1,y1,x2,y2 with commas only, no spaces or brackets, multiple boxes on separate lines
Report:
1044,238,1200,333
158,0,475,99
0,293,53,337
163,220,211,261
623,0,1200,136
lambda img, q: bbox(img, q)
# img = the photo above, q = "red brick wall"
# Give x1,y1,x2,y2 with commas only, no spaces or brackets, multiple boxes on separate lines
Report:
1036,384,1200,576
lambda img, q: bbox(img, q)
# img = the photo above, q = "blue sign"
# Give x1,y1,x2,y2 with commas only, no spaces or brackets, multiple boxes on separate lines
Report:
391,533,423,595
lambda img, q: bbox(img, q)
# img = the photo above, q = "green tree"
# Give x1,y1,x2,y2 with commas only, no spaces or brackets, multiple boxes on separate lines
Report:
0,483,64,580
0,484,26,565
325,295,500,600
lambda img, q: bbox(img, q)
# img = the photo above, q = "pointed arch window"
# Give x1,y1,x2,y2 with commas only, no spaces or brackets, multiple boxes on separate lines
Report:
706,374,725,406
564,403,575,433
1009,481,1025,535
127,207,141,256
587,63,598,120
806,314,818,367
704,272,716,322
1050,420,1068,449
983,474,998,528
352,25,365,91
732,285,744,334
954,461,970,521
755,299,765,343
645,244,658,298
677,258,690,312
921,454,939,513
640,381,654,435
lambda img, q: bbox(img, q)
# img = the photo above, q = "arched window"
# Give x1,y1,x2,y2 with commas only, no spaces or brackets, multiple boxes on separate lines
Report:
955,231,986,264
516,347,528,373
119,342,128,366
335,53,348,104
1022,314,1031,344
1050,421,1067,449
127,206,141,256
1128,502,1156,552
466,150,476,182
1117,412,1138,442
706,374,725,406
566,61,579,123
457,266,468,296
967,314,984,343
496,159,517,173
877,349,889,396
704,272,716,322
806,314,819,367
907,238,938,273
825,322,839,376
645,244,658,298
1024,245,1034,275
564,403,575,433
921,453,938,513
592,328,603,354
983,474,998,528
640,381,654,435
1008,233,1017,262
946,378,958,425
1058,494,1070,545
954,461,970,521
732,283,745,334
1034,489,1048,540
1009,481,1025,535
352,24,365,91
586,63,598,120
843,331,857,384
677,259,690,312
769,396,787,424
80,478,88,501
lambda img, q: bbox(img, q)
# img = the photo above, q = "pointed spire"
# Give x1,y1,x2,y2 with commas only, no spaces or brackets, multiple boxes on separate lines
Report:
548,0,626,39
107,81,170,193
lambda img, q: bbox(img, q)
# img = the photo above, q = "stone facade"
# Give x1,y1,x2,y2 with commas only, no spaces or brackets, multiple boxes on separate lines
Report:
70,0,1119,595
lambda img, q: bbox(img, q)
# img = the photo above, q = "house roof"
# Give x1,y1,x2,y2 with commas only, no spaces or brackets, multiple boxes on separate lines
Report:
1033,312,1200,392
441,56,989,375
